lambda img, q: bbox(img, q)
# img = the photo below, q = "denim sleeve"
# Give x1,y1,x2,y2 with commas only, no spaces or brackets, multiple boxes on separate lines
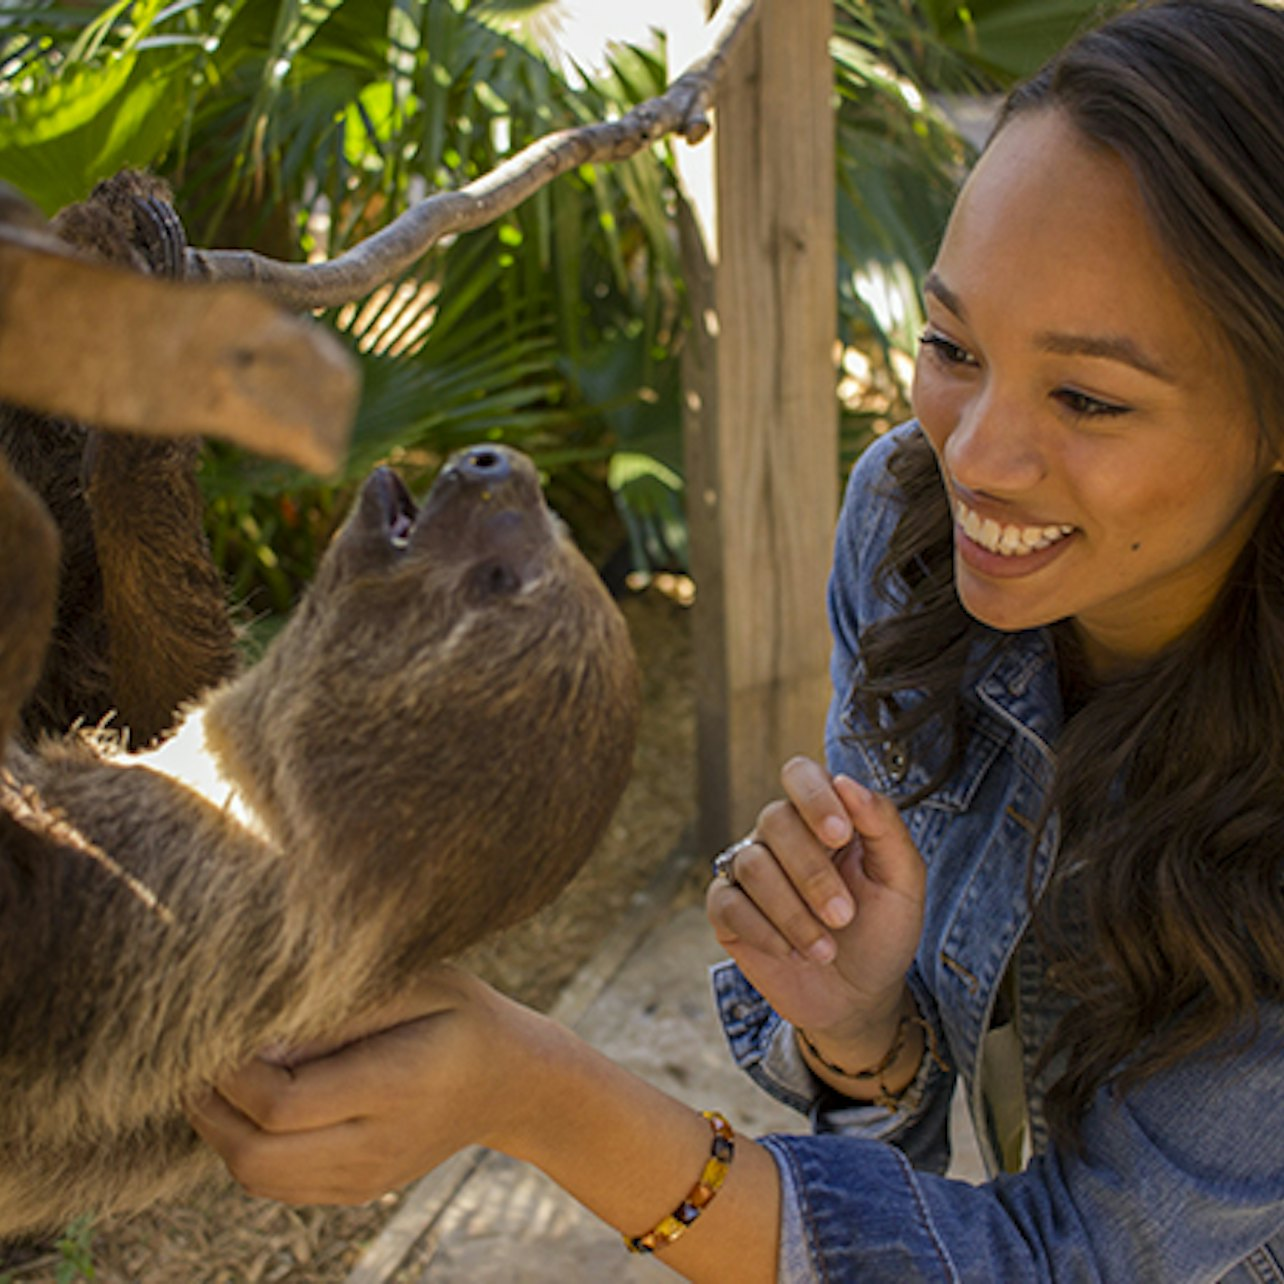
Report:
763,1005,1284,1282
826,424,917,680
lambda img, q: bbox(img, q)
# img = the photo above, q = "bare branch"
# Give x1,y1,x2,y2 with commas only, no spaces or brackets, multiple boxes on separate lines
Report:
186,0,760,312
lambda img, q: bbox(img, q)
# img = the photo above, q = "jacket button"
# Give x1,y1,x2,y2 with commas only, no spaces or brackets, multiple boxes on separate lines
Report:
885,741,908,782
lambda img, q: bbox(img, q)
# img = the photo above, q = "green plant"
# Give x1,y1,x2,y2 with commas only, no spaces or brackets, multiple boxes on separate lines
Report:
0,1214,97,1283
0,0,1117,611
53,1216,96,1284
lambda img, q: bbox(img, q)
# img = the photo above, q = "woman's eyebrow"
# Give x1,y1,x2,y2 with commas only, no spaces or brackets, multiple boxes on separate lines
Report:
923,270,965,319
1033,331,1177,383
923,269,1177,383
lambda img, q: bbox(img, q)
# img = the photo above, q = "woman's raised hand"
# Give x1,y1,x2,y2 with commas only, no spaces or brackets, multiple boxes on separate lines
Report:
705,758,926,1043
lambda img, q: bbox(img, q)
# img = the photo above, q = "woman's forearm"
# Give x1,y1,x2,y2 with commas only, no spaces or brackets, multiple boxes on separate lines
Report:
488,997,782,1284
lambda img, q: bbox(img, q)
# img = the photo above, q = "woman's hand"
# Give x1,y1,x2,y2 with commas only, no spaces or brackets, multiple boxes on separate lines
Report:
189,970,788,1284
706,758,925,1042
187,967,524,1206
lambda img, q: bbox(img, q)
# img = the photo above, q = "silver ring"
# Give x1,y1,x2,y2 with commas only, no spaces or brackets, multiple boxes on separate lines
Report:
712,836,755,888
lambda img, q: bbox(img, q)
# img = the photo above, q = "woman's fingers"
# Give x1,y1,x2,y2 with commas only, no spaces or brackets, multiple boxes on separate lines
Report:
709,795,847,961
706,762,929,1035
188,1011,468,1204
708,843,838,964
707,875,792,960
189,1085,410,1205
706,763,926,966
780,756,854,849
753,803,855,933
187,1081,348,1203
706,759,859,957
200,1058,317,1132
766,760,863,926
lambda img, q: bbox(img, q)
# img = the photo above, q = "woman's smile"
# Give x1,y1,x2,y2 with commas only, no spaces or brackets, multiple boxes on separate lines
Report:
952,493,1076,578
955,500,1074,558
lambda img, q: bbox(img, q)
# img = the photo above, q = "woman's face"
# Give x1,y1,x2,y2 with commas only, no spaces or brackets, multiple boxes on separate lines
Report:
912,107,1279,673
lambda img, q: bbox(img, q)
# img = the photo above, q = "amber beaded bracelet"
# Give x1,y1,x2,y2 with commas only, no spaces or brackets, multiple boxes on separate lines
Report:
624,1111,736,1255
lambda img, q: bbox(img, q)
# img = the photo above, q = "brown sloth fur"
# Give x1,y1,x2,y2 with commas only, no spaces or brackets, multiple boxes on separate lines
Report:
0,178,640,1239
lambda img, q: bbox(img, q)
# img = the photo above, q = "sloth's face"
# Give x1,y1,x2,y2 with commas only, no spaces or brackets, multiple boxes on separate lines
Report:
292,444,582,666
326,445,567,609
252,444,639,968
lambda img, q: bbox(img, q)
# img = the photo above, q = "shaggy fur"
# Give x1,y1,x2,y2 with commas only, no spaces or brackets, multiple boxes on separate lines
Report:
0,443,639,1238
0,180,639,1238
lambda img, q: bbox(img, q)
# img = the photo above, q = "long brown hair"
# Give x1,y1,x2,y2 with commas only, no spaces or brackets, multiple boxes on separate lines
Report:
853,0,1284,1148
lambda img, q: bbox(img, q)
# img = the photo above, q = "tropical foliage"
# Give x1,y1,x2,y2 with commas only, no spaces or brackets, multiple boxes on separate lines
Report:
0,0,1114,618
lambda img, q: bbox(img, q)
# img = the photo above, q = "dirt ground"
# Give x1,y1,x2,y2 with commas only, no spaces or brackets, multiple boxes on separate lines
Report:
1,585,697,1284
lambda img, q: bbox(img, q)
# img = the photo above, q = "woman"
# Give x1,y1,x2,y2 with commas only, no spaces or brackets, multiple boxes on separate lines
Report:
191,1,1284,1278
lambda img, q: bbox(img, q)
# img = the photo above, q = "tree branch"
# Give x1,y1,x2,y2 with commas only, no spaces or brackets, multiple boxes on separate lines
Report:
186,0,760,312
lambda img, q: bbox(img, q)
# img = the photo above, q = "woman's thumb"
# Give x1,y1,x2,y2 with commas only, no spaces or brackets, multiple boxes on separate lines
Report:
834,775,925,899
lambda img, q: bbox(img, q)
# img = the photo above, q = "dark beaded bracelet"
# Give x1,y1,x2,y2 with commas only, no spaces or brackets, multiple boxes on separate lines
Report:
624,1111,736,1255
797,1013,949,1109
797,1015,910,1082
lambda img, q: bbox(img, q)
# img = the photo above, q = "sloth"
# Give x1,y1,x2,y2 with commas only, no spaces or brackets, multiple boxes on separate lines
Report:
0,441,640,1239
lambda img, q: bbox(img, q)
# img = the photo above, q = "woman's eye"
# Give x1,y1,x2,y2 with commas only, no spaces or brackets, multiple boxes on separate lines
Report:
1056,388,1132,419
917,330,975,367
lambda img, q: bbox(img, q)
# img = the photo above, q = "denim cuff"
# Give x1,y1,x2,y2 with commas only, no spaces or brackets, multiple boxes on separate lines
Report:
762,1131,957,1283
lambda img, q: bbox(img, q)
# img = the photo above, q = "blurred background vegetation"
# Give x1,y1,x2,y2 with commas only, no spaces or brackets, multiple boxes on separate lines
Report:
0,0,1115,632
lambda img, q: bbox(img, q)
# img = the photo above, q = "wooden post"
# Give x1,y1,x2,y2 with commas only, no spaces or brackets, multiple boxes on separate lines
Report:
678,0,838,854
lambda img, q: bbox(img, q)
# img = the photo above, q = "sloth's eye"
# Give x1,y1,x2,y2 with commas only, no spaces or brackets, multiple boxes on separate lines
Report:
468,559,522,598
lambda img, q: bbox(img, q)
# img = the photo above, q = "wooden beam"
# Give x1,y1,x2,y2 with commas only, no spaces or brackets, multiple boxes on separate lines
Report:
0,228,358,473
679,0,838,851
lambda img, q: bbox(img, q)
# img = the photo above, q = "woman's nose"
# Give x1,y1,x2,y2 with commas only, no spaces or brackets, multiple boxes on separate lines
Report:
944,396,1046,496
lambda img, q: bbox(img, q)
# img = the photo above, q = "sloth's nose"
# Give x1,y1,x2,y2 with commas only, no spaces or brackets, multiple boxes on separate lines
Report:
453,447,512,487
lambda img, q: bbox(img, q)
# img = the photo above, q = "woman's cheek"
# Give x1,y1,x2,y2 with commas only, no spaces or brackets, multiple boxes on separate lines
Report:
910,362,961,456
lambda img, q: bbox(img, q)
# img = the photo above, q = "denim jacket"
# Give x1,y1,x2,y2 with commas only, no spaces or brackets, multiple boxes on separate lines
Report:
713,423,1284,1282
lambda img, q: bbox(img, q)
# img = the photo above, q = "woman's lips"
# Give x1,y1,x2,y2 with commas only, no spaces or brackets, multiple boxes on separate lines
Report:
956,498,1073,555
953,497,1078,577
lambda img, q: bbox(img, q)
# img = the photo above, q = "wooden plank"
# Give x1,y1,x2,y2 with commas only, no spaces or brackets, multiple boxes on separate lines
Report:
679,0,838,851
0,230,358,473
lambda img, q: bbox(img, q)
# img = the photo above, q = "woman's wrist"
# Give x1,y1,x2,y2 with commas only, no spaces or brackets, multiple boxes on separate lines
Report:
463,988,574,1158
795,988,927,1104
477,1002,781,1284
802,982,911,1050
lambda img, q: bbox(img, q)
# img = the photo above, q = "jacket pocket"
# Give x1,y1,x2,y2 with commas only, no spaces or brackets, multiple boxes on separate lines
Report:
839,681,1009,816
1224,1236,1284,1283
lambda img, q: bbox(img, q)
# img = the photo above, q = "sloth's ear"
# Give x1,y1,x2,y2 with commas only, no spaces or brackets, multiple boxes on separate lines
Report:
0,457,59,748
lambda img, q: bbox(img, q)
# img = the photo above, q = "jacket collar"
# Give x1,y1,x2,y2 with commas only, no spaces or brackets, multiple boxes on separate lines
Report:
972,628,1063,767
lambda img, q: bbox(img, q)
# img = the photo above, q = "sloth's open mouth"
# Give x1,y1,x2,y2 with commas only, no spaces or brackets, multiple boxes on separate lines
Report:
374,469,419,549
360,448,547,559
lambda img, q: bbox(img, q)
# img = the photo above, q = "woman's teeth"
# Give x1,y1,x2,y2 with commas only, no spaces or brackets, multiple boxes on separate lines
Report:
956,500,1074,557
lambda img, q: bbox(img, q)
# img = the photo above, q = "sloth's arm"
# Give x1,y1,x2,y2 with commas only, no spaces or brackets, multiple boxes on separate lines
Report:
1,171,238,745
57,172,238,744
0,455,60,747
85,431,238,744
